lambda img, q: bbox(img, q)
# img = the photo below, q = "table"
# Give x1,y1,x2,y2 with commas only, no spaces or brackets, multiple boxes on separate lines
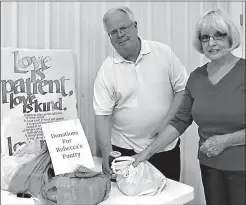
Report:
1,157,194,205
92,157,194,205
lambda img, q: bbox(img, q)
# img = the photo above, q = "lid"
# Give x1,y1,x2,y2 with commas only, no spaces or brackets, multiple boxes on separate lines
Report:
110,151,121,158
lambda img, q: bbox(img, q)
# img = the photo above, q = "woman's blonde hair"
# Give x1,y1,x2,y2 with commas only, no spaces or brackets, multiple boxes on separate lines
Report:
193,8,241,54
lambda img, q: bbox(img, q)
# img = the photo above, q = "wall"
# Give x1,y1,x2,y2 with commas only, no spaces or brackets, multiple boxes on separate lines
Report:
1,2,244,204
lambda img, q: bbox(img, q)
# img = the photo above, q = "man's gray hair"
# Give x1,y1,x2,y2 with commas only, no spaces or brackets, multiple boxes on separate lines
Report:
103,7,135,30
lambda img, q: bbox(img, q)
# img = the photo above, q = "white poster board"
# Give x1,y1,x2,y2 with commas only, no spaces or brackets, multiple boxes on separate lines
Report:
1,48,78,156
42,119,95,175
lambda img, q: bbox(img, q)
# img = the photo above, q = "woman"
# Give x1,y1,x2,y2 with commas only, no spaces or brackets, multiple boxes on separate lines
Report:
133,8,245,205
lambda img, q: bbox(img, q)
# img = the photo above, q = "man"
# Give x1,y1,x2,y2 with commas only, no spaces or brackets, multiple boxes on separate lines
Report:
93,7,188,181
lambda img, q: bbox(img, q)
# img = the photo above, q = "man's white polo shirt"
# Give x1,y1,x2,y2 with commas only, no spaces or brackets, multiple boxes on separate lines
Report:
93,38,188,153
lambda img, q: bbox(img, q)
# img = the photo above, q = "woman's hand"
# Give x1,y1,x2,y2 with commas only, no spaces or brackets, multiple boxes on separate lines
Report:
200,135,228,157
132,149,151,167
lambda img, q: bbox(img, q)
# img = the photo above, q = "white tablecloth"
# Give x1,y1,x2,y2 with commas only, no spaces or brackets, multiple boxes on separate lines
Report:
1,190,39,205
1,157,194,205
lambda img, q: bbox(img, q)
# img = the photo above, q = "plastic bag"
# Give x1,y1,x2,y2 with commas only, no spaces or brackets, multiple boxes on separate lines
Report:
7,143,52,196
111,156,166,196
40,165,111,205
1,140,42,190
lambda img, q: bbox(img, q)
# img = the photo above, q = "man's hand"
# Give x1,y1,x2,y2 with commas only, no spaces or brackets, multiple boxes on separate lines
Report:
132,149,150,167
200,135,227,157
102,156,113,178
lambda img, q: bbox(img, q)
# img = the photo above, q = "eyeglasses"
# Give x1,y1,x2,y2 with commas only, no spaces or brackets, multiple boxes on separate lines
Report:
108,22,133,39
200,32,227,43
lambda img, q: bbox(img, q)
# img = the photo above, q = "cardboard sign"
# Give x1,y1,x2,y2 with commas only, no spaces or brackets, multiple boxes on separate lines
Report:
42,119,95,175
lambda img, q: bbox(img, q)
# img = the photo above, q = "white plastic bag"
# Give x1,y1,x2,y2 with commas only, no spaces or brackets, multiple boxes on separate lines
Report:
1,140,42,190
111,156,166,196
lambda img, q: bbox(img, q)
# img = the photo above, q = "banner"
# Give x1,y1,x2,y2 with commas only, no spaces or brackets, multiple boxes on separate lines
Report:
42,119,95,175
1,48,78,156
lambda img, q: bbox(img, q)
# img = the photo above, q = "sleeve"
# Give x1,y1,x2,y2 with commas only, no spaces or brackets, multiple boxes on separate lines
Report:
93,61,116,115
168,48,188,93
169,80,194,135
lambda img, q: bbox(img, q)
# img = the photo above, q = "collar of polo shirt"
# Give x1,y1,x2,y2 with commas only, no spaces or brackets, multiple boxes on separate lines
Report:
113,37,151,64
